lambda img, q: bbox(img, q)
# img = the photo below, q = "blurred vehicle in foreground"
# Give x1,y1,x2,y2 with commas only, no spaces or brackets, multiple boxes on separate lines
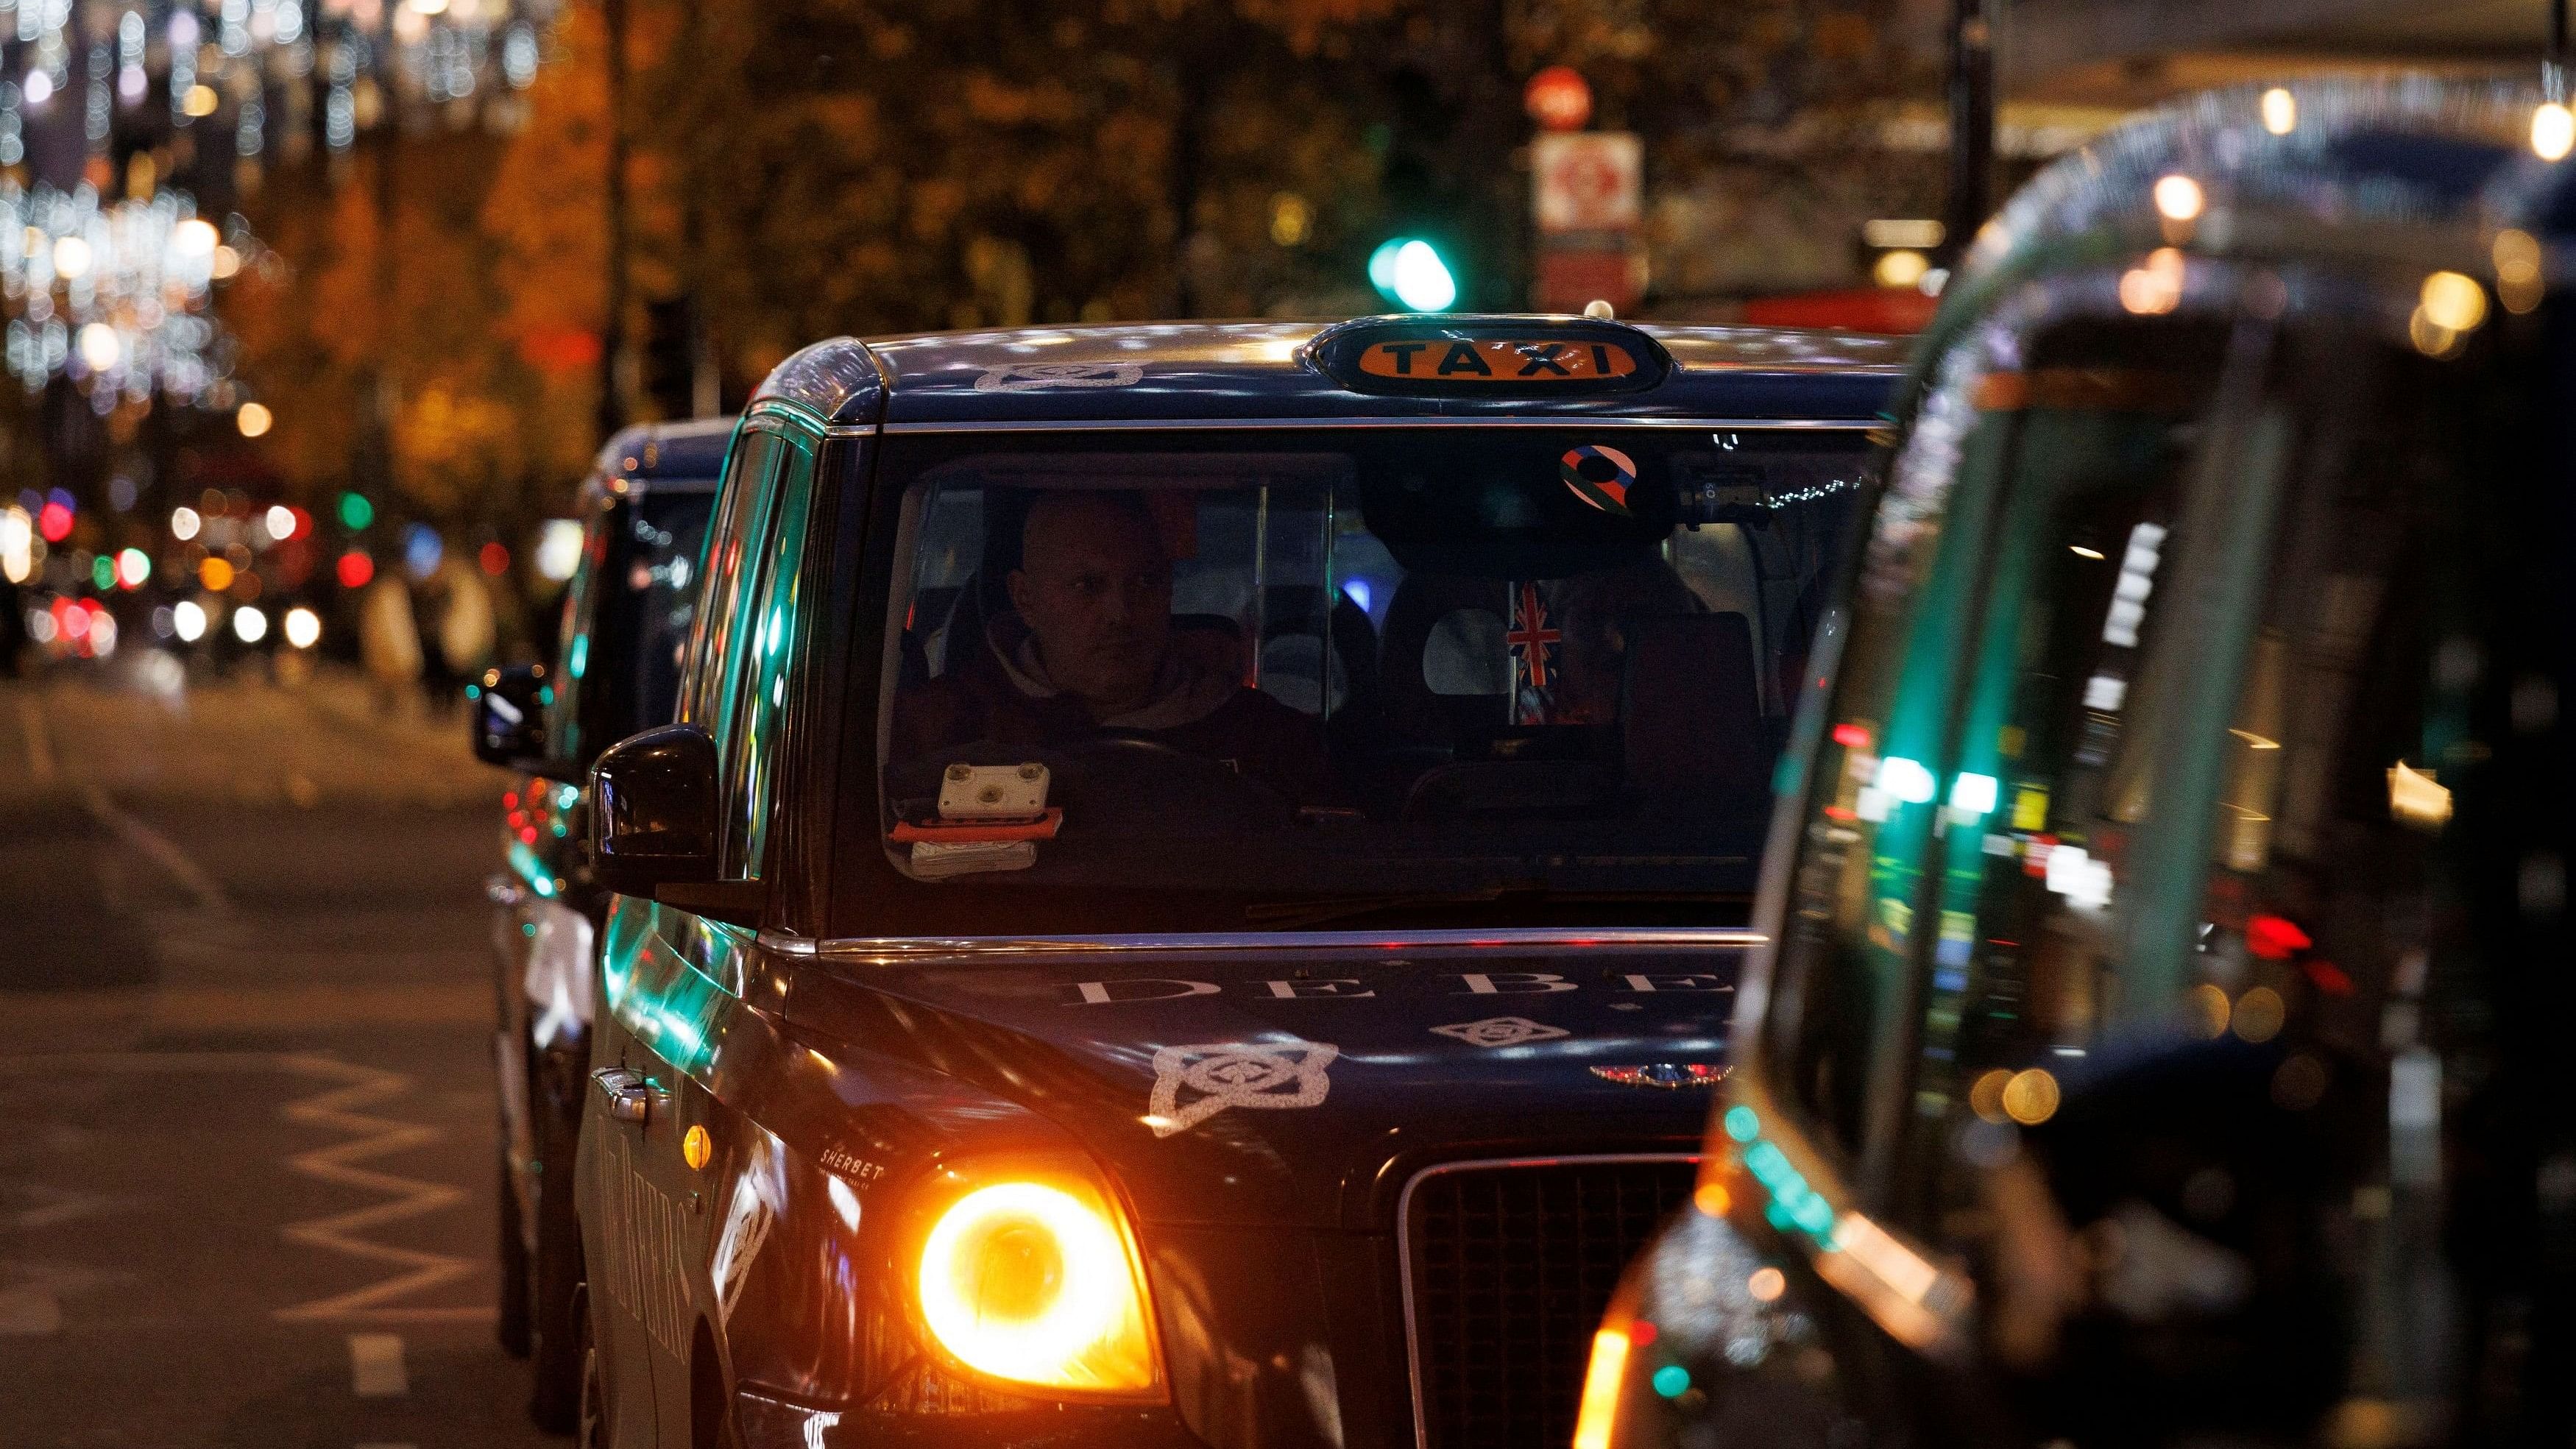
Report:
566,315,1902,1449
471,416,735,1429
1580,79,2575,1449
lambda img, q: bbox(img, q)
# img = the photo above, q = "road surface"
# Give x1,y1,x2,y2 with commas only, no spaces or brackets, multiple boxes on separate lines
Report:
1,660,555,1449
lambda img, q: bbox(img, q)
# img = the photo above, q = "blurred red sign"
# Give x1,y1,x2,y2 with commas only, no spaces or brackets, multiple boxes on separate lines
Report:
519,327,604,373
1524,66,1592,132
1741,287,1938,336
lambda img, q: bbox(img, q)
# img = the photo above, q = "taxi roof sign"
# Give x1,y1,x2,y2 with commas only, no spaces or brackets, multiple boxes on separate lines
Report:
1309,316,1671,397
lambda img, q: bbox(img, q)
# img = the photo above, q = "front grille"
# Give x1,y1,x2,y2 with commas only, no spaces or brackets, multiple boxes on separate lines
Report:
1402,1157,1698,1449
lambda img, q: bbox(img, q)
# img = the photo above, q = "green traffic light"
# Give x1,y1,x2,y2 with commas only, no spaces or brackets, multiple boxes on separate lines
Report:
1368,237,1458,312
338,492,374,531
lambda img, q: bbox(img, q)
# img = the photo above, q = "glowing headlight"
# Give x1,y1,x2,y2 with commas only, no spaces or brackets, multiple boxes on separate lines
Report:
1572,1319,1633,1449
916,1178,1158,1396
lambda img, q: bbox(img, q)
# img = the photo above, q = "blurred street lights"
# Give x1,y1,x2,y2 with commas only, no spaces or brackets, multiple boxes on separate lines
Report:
0,180,241,405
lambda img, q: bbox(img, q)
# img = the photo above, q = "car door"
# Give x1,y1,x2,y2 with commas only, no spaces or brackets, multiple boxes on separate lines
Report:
585,426,785,1448
612,418,820,1445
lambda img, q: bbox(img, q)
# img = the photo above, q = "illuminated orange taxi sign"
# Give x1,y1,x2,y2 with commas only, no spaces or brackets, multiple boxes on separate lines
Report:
1356,337,1641,382
1312,318,1670,396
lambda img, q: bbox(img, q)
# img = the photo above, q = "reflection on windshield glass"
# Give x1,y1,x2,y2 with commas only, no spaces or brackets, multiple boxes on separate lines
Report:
630,492,711,730
871,431,1870,914
1755,303,2549,1443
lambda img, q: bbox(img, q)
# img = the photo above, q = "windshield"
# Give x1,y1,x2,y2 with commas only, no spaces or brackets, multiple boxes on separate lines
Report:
623,490,715,733
860,426,1872,932
544,486,716,766
1752,294,2563,1440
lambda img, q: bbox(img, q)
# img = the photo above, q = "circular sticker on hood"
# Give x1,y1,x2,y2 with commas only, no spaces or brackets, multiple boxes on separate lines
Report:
1560,444,1638,515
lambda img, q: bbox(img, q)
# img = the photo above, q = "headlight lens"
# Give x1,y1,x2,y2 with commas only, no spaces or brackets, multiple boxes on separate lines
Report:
916,1178,1158,1395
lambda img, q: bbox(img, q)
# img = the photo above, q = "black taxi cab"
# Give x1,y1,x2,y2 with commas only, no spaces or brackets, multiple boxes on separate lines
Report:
473,415,736,1428
1577,82,2575,1449
570,316,1903,1449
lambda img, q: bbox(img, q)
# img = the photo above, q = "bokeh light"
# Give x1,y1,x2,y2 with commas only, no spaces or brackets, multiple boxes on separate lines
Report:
534,519,584,581
403,524,445,580
2001,1069,2061,1125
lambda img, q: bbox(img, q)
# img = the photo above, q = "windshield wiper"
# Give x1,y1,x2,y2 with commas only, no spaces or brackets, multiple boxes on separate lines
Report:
1242,888,1745,932
1242,890,1512,932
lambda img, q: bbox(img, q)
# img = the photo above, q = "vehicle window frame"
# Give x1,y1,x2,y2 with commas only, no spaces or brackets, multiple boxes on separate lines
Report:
715,427,821,882
612,481,724,748
678,425,783,733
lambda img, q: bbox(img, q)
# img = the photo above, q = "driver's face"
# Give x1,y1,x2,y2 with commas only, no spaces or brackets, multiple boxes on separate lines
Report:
1008,495,1174,715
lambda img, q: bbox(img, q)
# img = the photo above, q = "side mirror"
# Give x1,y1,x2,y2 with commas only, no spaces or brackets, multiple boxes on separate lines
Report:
473,664,550,768
589,724,721,898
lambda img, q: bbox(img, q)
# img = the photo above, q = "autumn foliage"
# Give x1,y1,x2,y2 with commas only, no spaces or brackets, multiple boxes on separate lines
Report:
219,0,1928,523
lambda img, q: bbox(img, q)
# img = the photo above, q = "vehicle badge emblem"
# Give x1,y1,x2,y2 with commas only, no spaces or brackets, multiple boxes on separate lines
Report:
1147,1040,1337,1137
1590,1063,1727,1089
1432,1016,1571,1049
974,362,1144,392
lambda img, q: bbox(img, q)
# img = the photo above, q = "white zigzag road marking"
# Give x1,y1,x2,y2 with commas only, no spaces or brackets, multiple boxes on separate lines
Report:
272,1052,491,1325
0,1051,492,1325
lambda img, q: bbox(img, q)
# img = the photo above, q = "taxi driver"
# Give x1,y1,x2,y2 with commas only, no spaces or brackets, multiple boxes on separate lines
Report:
894,490,1340,806
1009,491,1175,718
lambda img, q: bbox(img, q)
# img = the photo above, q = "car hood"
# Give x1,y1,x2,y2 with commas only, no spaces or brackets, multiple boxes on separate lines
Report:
783,932,1745,1228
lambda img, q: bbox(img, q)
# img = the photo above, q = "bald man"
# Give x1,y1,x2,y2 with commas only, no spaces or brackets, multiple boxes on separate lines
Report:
893,492,1341,807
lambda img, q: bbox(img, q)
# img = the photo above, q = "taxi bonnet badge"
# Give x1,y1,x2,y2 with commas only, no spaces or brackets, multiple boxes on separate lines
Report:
1432,1016,1570,1049
1148,1040,1337,1136
1590,1063,1727,1089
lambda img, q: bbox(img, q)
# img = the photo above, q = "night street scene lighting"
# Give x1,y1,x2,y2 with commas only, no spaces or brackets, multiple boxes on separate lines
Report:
0,7,2568,1449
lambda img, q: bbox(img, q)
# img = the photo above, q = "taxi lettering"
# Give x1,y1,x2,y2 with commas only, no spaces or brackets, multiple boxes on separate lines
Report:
597,1135,690,1358
1357,337,1641,382
1064,972,1731,1004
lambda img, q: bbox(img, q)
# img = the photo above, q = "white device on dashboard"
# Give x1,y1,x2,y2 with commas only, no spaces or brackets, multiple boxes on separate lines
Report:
938,762,1051,821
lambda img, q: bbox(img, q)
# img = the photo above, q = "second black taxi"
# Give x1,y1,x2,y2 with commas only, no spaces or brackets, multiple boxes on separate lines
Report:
572,314,1899,1449
475,416,737,1427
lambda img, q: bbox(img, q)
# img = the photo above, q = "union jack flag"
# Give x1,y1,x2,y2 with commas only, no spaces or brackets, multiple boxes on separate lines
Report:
1507,581,1560,723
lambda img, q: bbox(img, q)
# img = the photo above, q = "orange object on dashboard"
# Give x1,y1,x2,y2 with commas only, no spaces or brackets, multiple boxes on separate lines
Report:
889,809,1064,844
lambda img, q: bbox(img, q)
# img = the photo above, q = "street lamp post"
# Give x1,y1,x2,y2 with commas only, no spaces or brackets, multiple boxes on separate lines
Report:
599,0,631,436
369,4,403,522
1942,0,1995,265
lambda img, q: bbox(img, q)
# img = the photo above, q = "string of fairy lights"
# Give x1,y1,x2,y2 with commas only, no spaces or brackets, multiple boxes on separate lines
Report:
0,0,558,404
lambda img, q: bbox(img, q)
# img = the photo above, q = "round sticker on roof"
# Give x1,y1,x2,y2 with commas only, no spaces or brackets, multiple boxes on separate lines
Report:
1560,444,1637,515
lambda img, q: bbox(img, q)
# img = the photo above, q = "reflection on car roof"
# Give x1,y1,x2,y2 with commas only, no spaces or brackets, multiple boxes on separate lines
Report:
749,317,1906,430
